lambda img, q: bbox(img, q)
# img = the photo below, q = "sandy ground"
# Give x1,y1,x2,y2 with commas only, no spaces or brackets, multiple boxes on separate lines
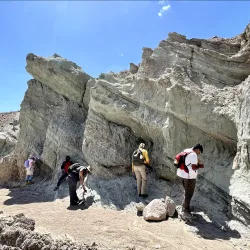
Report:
0,186,249,250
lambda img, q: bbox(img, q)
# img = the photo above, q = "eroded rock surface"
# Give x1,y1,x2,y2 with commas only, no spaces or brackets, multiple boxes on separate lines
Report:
143,199,167,221
0,213,104,250
1,24,250,228
165,196,176,217
0,112,19,157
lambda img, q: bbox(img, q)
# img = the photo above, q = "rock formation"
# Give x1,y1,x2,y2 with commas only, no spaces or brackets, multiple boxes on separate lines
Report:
0,213,103,250
0,112,19,157
1,24,250,227
143,199,167,221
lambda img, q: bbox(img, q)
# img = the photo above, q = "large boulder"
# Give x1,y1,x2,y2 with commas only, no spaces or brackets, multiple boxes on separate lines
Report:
143,199,167,221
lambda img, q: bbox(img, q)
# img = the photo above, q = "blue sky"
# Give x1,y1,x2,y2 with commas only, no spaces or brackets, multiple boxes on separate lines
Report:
0,1,250,112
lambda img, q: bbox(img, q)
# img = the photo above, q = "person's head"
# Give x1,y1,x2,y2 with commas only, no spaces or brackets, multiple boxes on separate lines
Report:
65,156,71,161
81,166,92,175
86,165,92,174
29,154,35,159
192,143,203,155
139,143,145,149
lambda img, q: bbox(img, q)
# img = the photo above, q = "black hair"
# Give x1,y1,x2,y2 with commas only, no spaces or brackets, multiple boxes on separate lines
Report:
66,156,71,160
193,143,203,153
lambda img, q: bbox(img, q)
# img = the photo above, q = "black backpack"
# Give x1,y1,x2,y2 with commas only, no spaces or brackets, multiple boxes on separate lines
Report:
68,163,82,174
68,163,88,175
132,149,145,165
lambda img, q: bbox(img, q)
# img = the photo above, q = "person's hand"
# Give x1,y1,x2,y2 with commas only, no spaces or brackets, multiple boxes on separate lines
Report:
198,163,204,169
198,158,202,164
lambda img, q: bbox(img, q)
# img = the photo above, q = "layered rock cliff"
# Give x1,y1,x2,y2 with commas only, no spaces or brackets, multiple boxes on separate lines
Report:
1,24,250,226
0,112,19,158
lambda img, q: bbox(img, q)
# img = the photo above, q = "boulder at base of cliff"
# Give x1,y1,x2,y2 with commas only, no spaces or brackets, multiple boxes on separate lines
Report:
143,199,167,221
165,196,176,217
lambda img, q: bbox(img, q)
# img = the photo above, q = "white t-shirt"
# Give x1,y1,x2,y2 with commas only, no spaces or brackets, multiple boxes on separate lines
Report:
176,148,198,179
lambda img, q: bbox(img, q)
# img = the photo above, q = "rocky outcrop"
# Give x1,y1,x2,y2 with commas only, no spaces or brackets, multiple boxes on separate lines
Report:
0,213,103,250
1,24,250,227
129,63,139,74
0,112,19,157
26,53,91,105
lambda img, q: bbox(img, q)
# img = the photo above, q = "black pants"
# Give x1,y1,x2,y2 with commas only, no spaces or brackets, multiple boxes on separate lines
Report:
56,171,68,187
68,174,79,205
180,177,196,212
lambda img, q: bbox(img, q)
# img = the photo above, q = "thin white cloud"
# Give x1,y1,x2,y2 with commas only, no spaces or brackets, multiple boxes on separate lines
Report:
120,53,124,57
158,4,170,17
158,1,165,5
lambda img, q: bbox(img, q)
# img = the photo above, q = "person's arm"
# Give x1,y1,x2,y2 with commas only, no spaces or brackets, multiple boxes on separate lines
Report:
29,159,34,168
190,154,204,170
196,158,204,169
79,171,87,192
143,150,150,165
61,162,65,170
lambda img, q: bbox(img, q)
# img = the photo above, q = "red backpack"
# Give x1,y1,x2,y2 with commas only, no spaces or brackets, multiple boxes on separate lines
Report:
64,161,72,173
174,151,191,173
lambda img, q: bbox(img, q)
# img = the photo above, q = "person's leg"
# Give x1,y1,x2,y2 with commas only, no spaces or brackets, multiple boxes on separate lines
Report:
181,178,196,213
138,165,147,196
134,166,142,196
68,175,78,205
56,172,68,188
26,175,30,184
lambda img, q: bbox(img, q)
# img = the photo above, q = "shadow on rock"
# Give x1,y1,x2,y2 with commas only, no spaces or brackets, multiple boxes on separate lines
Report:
186,213,241,241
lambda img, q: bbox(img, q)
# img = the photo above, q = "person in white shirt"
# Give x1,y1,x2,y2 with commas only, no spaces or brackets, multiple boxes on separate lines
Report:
177,143,204,214
25,155,39,184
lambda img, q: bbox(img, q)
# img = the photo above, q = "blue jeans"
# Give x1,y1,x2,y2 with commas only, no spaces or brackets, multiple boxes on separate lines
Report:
26,175,33,181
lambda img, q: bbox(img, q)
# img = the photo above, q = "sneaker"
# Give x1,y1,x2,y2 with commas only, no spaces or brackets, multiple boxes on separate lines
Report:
53,186,59,191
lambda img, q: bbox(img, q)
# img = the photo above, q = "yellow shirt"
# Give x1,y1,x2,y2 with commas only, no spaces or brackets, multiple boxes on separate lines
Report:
132,148,150,172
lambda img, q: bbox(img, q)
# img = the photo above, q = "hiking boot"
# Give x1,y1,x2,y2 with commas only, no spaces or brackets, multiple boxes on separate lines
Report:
181,211,193,221
141,194,148,198
70,202,78,206
53,186,59,191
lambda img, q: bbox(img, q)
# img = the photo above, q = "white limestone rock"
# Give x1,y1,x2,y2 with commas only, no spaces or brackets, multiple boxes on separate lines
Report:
143,199,167,221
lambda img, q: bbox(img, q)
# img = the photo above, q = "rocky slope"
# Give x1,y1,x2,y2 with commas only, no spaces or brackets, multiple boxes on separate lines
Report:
0,24,250,228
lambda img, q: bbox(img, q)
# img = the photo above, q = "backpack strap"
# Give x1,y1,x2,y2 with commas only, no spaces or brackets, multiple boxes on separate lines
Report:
183,151,193,174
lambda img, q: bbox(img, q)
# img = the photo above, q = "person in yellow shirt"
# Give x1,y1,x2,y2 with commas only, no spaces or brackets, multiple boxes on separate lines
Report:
132,143,150,198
